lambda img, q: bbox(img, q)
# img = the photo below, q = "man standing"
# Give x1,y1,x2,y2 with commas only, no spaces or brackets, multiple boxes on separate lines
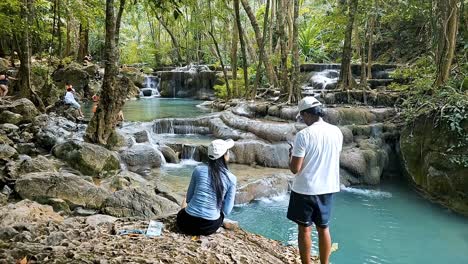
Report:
288,97,343,264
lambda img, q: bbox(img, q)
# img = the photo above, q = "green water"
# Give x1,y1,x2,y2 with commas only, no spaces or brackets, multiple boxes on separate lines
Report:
84,98,211,121
229,181,468,264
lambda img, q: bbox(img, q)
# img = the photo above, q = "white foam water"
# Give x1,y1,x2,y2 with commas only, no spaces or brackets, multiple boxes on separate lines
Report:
340,185,393,198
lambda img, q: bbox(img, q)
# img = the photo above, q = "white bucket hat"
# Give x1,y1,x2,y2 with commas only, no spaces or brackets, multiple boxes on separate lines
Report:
208,139,235,160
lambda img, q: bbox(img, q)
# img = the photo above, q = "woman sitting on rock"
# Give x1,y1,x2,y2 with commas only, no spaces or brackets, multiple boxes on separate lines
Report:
64,84,84,119
177,139,237,236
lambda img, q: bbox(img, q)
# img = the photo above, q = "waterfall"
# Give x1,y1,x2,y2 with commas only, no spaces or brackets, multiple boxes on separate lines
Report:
140,75,161,98
181,145,198,160
302,69,339,97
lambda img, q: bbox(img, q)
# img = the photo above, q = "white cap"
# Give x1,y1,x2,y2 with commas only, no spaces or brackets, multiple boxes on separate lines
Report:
208,139,235,160
298,96,322,112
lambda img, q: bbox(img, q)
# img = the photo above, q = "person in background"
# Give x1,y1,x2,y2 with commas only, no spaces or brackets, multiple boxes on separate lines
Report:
176,139,237,236
0,73,16,97
64,84,84,119
92,94,100,114
116,110,124,127
287,97,343,264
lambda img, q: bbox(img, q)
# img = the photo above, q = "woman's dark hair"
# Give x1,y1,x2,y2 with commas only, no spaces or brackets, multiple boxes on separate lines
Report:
301,106,324,117
208,156,229,209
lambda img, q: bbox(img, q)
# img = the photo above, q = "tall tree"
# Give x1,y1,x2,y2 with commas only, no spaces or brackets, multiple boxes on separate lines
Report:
240,0,278,88
85,0,127,145
77,22,89,61
231,22,239,97
434,0,460,87
252,0,270,99
289,0,301,103
233,0,248,94
337,0,359,90
277,0,290,94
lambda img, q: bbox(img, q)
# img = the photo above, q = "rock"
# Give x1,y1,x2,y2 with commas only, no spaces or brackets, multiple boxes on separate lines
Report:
100,170,151,192
0,144,18,159
0,226,19,240
34,114,82,151
120,67,145,88
133,130,150,143
16,142,39,155
340,141,389,185
324,107,376,126
400,115,468,216
0,111,23,125
9,98,40,122
230,140,290,168
45,231,68,246
6,155,56,179
101,187,179,218
0,57,9,72
222,219,239,230
340,126,354,144
120,144,165,174
0,200,63,226
73,207,98,216
46,198,71,213
0,193,7,206
52,140,120,176
159,144,179,163
15,172,110,210
52,64,90,95
235,174,292,204
0,134,13,145
105,130,127,150
0,123,19,134
86,214,117,227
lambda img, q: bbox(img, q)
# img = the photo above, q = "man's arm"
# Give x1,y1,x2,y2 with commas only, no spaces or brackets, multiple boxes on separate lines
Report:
289,156,304,174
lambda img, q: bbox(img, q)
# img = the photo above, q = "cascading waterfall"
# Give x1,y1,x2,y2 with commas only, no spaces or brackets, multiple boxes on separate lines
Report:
140,75,161,98
181,145,198,160
302,69,339,97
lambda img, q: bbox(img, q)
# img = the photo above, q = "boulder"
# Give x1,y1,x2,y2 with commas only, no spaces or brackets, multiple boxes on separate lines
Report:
100,170,151,192
101,187,179,218
0,123,19,134
0,111,23,125
230,140,290,168
0,57,9,72
7,98,39,123
0,134,13,145
235,174,292,204
0,200,63,227
15,172,110,210
15,143,39,155
53,140,120,176
120,67,145,88
159,144,180,163
52,64,90,95
34,114,81,151
340,141,389,185
0,144,18,160
6,155,56,179
133,130,150,143
86,214,117,227
400,115,468,216
324,107,376,126
120,144,165,174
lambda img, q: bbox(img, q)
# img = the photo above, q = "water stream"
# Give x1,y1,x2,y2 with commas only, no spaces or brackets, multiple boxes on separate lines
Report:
86,98,467,263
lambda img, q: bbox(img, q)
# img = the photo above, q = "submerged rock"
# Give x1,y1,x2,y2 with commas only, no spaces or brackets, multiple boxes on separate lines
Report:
53,140,120,176
15,172,110,210
236,174,292,204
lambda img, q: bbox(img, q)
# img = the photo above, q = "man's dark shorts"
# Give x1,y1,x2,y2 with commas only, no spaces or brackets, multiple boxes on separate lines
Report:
287,191,334,228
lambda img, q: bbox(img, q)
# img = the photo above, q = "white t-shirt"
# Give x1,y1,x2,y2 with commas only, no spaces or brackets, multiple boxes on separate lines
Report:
64,91,77,104
291,118,343,195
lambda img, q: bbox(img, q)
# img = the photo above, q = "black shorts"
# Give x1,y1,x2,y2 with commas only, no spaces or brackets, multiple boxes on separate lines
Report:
287,191,334,228
176,208,224,236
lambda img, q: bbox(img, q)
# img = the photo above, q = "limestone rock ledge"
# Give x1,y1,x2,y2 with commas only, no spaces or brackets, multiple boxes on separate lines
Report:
0,211,310,264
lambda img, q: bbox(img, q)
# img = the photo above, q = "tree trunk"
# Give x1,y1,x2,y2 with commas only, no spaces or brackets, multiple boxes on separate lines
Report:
85,0,128,146
278,0,290,94
77,23,89,62
289,0,301,103
15,0,44,110
367,0,376,79
269,0,275,56
156,15,183,65
65,15,71,57
434,0,460,87
231,23,239,97
240,0,278,87
115,0,126,48
57,0,62,57
252,0,270,100
234,0,248,94
337,0,358,90
208,0,230,99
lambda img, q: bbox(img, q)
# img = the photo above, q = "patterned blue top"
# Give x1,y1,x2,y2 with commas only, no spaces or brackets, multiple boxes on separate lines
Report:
185,165,237,220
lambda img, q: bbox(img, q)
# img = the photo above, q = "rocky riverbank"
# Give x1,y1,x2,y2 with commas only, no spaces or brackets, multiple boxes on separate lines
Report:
0,200,310,264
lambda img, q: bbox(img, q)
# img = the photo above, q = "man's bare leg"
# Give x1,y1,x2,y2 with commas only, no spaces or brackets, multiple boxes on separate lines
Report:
317,226,331,264
298,225,312,264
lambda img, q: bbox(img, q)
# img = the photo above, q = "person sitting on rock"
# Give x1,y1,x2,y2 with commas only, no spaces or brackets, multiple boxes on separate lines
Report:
116,110,124,127
64,84,84,119
176,139,237,236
